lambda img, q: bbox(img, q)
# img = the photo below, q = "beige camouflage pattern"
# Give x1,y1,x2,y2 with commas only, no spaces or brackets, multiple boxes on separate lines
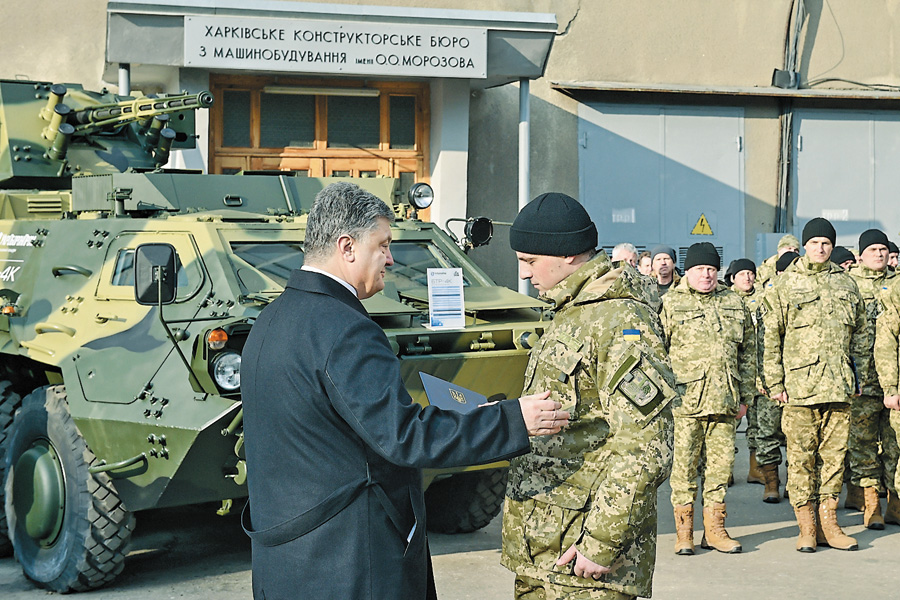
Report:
735,286,766,451
660,280,757,417
782,404,850,506
514,574,635,600
875,277,900,493
846,264,895,488
502,252,675,599
762,256,868,507
760,256,869,405
670,416,737,506
660,281,754,508
756,254,778,288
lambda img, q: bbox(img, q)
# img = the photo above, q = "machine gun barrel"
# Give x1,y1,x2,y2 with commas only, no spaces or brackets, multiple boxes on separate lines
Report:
69,91,214,133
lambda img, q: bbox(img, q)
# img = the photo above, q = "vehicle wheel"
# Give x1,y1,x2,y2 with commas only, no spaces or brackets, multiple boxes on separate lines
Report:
3,385,135,592
425,467,508,534
0,380,23,557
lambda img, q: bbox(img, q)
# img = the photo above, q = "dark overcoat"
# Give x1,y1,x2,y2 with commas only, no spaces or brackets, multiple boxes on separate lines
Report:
241,269,531,599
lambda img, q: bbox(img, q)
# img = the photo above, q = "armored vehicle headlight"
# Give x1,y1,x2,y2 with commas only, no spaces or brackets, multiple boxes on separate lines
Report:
207,328,229,350
408,183,434,210
212,351,241,391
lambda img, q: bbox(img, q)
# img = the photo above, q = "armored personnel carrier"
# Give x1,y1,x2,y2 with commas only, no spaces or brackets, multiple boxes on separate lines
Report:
0,80,548,592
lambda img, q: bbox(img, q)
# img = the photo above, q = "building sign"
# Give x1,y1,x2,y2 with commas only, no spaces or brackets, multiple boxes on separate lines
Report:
184,15,487,79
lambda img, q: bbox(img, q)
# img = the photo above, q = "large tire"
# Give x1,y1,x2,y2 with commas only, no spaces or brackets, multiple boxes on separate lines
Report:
425,468,508,534
0,380,23,557
3,385,135,592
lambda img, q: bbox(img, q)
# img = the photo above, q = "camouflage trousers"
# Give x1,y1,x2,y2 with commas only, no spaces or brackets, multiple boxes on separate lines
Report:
746,394,760,452
782,403,849,508
755,395,784,467
847,394,897,490
888,409,900,493
670,415,736,506
514,575,634,600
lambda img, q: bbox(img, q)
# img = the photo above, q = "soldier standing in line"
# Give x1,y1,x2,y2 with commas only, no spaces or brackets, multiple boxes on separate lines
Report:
756,234,800,287
832,246,857,270
650,246,680,296
501,192,676,600
663,243,755,556
845,229,896,529
754,250,801,503
761,217,868,552
873,266,900,526
724,259,767,488
888,241,899,270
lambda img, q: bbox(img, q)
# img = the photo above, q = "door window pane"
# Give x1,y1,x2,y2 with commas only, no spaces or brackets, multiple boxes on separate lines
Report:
328,96,380,148
223,90,251,147
260,93,315,148
390,96,416,149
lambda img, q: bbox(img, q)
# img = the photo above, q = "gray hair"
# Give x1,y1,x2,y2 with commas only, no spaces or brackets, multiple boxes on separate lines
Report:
611,242,637,260
304,182,394,263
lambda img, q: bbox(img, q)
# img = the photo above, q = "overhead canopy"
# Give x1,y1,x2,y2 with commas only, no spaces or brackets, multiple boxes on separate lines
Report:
107,0,556,89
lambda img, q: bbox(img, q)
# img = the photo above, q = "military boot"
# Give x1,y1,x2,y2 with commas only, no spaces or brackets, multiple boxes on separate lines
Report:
885,490,900,526
760,463,780,503
747,451,765,485
844,482,864,511
674,504,695,555
863,487,885,530
818,497,859,550
700,502,742,553
793,502,817,553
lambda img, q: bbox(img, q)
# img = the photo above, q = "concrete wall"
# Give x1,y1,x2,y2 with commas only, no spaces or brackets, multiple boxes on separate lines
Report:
3,1,899,287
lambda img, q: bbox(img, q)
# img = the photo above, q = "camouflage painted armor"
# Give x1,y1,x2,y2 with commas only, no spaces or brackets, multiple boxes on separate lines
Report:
761,256,868,506
761,256,869,405
847,264,896,489
661,281,755,506
501,252,675,599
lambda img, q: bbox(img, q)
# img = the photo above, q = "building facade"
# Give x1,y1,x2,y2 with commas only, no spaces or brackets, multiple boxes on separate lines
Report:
4,1,900,288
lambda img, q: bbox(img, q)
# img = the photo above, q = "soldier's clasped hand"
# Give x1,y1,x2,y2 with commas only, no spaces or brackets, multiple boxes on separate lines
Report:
518,391,569,436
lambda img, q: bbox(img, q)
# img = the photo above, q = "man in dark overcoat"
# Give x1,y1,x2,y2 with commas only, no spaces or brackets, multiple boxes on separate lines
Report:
241,182,566,600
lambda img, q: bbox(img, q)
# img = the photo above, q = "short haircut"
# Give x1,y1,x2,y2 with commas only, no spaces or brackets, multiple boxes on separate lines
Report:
304,182,394,263
612,242,637,261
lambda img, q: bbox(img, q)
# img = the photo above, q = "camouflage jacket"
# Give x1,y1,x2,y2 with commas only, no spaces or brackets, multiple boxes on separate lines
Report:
848,263,896,395
761,256,869,405
735,285,766,394
660,280,756,417
501,252,675,598
875,277,900,396
756,253,778,288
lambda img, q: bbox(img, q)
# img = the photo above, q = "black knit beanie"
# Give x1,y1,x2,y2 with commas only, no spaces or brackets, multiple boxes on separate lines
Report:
891,241,900,254
509,193,597,256
831,246,856,266
801,217,836,246
859,228,889,253
724,258,756,285
683,242,721,271
776,251,799,272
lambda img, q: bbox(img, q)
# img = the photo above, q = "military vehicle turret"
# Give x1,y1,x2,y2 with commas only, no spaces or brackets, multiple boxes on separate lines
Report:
0,79,548,592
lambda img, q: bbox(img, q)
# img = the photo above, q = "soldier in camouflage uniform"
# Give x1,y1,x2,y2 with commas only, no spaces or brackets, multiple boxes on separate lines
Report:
845,229,896,528
761,218,868,552
662,244,755,556
874,271,900,526
725,259,768,489
756,234,800,288
501,193,675,600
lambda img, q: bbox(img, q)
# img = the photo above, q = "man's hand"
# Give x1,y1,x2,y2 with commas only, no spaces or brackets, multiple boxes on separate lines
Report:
884,395,900,410
736,403,748,421
519,391,569,436
556,545,610,580
771,391,788,404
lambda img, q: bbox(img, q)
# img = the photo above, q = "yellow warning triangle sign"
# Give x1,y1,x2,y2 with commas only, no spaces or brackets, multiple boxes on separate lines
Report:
691,213,714,235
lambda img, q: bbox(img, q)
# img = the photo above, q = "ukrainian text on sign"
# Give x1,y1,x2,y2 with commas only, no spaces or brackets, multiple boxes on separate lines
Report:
184,16,487,78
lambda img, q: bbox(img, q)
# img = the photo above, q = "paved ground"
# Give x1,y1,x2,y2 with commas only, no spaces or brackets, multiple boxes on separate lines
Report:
2,428,899,598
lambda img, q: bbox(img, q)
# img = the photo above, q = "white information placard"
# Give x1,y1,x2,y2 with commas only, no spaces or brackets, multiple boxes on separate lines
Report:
184,15,487,79
426,268,465,330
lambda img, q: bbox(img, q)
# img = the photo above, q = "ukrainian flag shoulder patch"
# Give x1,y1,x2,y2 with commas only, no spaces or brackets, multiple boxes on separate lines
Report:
623,328,641,342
